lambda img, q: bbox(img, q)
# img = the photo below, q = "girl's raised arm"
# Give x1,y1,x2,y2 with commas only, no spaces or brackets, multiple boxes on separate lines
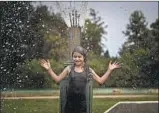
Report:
90,61,121,85
40,59,70,83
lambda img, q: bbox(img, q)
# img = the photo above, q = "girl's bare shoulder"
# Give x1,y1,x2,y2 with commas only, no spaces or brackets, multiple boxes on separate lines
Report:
89,67,95,74
89,67,93,72
65,65,72,74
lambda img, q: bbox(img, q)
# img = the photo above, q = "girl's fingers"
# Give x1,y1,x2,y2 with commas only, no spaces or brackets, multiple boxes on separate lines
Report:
46,59,50,63
39,60,44,64
39,59,48,65
116,61,120,65
113,61,122,66
112,61,122,68
40,61,45,65
117,63,122,68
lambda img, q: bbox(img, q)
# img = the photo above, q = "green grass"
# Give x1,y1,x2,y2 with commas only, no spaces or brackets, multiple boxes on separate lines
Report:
2,97,158,113
2,88,158,97
1,90,60,97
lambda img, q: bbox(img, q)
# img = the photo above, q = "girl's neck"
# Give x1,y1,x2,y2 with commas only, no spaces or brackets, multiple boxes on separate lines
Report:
74,63,85,73
74,62,85,68
74,66,84,73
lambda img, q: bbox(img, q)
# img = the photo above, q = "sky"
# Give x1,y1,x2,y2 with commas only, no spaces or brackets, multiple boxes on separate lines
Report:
35,1,158,57
87,2,158,57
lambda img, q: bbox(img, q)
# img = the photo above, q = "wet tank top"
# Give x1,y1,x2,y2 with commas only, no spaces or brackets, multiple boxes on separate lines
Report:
68,67,87,94
62,65,93,113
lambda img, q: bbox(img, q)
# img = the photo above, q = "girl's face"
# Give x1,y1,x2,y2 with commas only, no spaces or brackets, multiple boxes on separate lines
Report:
72,52,85,66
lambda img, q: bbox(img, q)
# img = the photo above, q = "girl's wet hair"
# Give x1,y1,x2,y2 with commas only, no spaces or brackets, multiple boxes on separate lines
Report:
72,46,89,73
72,46,87,62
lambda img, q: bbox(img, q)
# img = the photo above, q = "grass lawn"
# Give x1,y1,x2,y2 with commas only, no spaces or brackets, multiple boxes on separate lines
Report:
1,97,158,113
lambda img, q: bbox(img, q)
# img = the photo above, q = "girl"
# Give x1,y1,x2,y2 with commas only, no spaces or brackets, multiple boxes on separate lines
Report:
40,46,121,113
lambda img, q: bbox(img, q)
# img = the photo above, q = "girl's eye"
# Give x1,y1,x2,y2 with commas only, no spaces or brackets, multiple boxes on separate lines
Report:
73,56,77,58
73,56,82,58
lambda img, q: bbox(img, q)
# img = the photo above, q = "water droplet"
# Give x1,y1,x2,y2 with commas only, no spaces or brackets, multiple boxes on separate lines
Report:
1,67,4,69
3,88,7,91
21,53,25,57
18,7,21,10
9,29,12,32
42,24,45,27
19,20,22,23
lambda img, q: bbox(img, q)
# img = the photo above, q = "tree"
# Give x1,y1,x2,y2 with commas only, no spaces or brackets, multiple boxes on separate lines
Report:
104,50,110,58
121,10,149,54
0,2,69,89
29,5,69,61
81,8,108,56
119,10,158,87
143,18,159,87
14,4,69,89
0,1,37,89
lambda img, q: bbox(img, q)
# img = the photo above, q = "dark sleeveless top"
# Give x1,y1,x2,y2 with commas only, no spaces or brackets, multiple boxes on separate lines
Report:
68,69,87,94
64,66,90,113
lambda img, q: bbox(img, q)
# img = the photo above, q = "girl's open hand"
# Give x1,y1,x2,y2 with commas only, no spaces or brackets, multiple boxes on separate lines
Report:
39,59,51,70
108,61,121,71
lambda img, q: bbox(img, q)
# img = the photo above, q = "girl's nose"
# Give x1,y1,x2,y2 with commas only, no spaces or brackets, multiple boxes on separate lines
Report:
75,58,79,60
